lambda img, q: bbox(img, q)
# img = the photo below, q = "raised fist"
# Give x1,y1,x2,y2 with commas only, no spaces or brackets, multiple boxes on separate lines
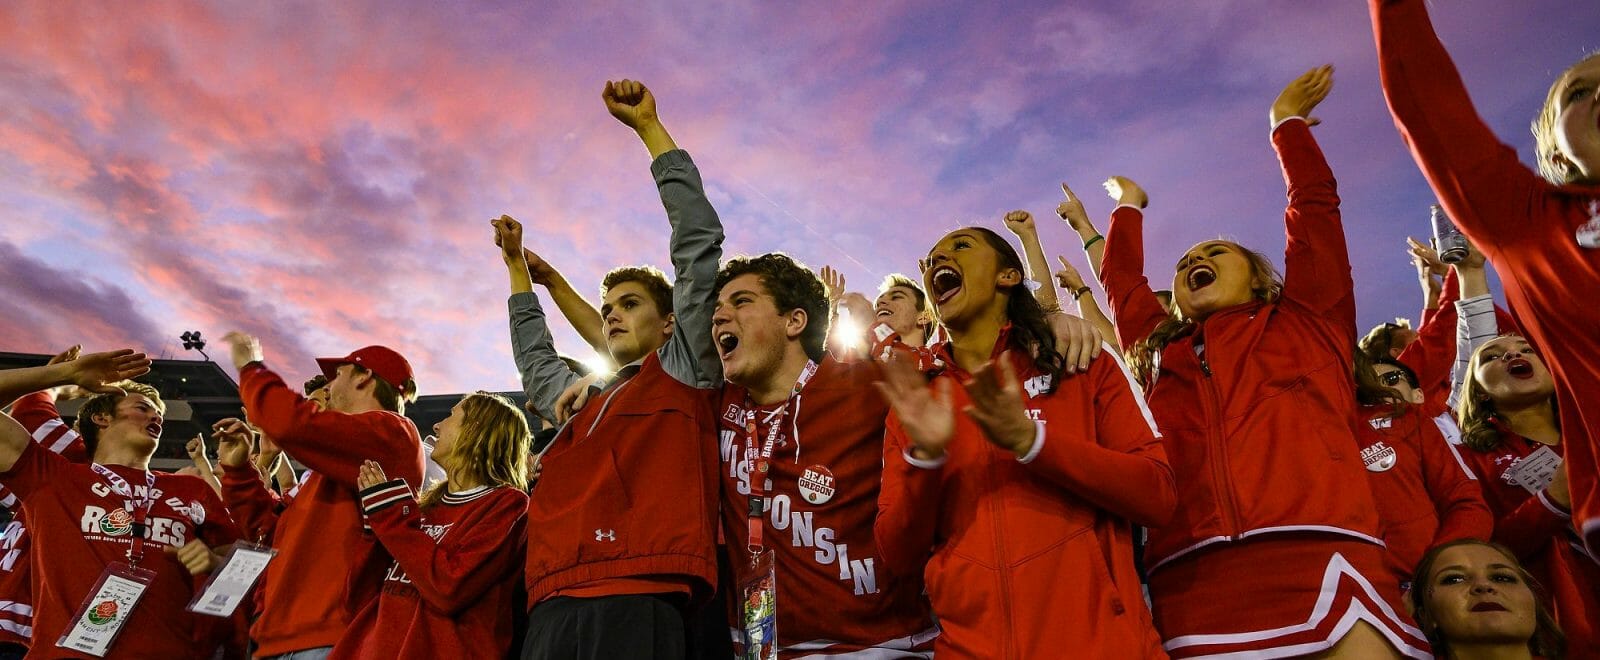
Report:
1102,176,1148,210
602,79,659,130
1002,210,1036,237
1270,65,1334,128
492,215,524,264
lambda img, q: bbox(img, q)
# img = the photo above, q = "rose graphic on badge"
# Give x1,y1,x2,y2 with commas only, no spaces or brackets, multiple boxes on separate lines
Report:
87,600,118,626
99,508,134,536
798,465,835,505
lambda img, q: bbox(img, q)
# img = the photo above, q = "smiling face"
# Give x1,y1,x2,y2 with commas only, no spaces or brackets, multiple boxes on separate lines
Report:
1539,53,1600,184
1171,240,1261,320
923,229,1021,330
875,284,929,342
1471,336,1555,408
1421,544,1539,648
600,280,673,366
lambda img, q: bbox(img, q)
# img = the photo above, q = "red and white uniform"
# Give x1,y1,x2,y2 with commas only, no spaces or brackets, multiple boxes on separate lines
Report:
0,392,91,649
224,362,425,657
331,482,528,659
877,337,1172,659
1355,404,1492,584
1453,429,1600,656
1099,118,1427,657
718,357,937,658
0,441,240,659
1372,0,1600,552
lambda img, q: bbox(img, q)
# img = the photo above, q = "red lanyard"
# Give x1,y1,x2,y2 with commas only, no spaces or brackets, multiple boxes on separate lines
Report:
91,464,157,566
744,360,818,561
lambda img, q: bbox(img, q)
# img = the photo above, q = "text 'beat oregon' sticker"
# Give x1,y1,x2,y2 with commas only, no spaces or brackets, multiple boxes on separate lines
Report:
798,465,836,505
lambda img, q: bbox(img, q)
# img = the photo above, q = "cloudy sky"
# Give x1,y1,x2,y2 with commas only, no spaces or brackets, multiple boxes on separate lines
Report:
2,1,1596,393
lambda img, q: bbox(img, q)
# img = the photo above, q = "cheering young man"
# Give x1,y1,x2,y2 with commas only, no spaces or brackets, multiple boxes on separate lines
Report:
504,79,724,660
218,333,425,660
0,350,240,659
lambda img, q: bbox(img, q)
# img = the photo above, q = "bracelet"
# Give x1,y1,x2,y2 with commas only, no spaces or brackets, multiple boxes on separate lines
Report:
1072,286,1093,300
1082,234,1104,250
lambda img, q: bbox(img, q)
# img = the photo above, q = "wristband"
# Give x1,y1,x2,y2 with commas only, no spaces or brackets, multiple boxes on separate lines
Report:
1082,234,1104,250
1072,286,1092,300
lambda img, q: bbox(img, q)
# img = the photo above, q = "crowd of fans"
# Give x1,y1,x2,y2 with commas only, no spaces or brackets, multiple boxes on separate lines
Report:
1,1,1597,658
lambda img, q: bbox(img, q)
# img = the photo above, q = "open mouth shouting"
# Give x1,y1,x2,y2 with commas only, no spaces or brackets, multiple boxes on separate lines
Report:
928,266,963,305
1186,264,1217,291
145,421,163,438
1506,357,1535,379
1469,600,1510,613
716,330,741,362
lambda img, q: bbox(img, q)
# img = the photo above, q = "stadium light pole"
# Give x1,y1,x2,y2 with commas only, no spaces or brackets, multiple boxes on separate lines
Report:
180,330,212,362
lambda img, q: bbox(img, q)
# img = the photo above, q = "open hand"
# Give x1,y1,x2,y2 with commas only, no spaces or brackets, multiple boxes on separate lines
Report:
1048,313,1103,372
554,373,604,424
1102,176,1148,210
873,352,955,460
819,266,846,306
1270,65,1334,128
603,79,659,130
357,460,389,490
961,354,1036,457
60,349,152,395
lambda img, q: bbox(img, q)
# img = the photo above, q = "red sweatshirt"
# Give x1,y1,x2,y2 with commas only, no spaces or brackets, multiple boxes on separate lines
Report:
1372,0,1600,552
877,338,1172,659
331,482,527,659
0,393,90,649
719,357,937,657
229,362,424,657
1355,405,1492,582
1454,431,1600,655
1099,118,1385,572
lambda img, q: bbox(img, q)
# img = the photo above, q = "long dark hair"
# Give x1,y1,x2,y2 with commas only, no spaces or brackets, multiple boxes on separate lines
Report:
1409,539,1565,659
952,227,1066,391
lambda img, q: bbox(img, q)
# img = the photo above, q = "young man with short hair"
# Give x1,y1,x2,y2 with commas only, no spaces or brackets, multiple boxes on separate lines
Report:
502,78,724,660
217,334,425,660
0,350,242,659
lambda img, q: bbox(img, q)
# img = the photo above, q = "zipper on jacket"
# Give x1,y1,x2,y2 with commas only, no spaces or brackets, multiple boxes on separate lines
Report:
1195,331,1240,537
984,447,1016,657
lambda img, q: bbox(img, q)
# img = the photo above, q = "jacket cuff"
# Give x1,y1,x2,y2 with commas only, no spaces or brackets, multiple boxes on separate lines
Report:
650,149,694,178
1271,115,1308,134
360,479,414,516
1016,421,1047,464
901,448,948,470
1536,489,1571,519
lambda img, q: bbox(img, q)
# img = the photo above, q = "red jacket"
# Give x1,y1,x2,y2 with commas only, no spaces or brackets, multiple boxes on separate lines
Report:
332,483,527,659
1372,0,1600,552
877,339,1172,659
1100,119,1384,571
1354,405,1492,582
0,392,89,649
229,362,424,657
1454,430,1600,655
523,351,721,606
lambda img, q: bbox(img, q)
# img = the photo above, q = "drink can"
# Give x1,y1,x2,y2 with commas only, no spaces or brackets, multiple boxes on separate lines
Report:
1431,205,1469,264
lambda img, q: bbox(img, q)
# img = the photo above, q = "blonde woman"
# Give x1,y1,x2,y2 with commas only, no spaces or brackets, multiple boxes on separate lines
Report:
331,392,531,660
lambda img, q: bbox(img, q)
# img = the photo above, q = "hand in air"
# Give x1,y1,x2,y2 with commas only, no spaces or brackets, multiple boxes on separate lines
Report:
1054,255,1087,292
819,266,846,306
1102,176,1148,210
1002,210,1037,237
57,349,152,395
220,332,264,371
211,418,254,468
602,79,659,130
492,215,525,263
1056,183,1091,232
1270,65,1334,128
873,352,955,461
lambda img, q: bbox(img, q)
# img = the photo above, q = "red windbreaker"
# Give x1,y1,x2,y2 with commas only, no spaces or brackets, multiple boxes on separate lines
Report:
1099,118,1384,571
877,337,1172,659
1355,405,1492,582
331,482,527,659
229,362,425,657
1372,0,1600,552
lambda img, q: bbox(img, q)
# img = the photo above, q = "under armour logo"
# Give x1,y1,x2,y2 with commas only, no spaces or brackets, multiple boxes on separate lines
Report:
594,529,616,542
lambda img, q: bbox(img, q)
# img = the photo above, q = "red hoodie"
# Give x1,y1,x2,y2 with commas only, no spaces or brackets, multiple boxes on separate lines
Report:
228,362,425,657
1354,404,1492,582
1372,0,1600,552
877,337,1172,659
1099,118,1384,571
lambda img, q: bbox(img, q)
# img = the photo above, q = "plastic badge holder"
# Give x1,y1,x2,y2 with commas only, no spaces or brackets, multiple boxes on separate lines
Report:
740,550,779,660
57,562,156,657
187,541,277,617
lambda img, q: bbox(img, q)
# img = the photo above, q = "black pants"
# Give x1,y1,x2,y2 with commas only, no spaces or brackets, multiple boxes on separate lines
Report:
522,595,686,660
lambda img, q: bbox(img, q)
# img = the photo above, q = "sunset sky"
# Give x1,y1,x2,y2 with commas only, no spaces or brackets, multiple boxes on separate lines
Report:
3,1,1596,393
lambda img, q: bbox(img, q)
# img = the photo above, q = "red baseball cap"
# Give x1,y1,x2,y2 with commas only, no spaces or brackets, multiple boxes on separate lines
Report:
315,346,414,389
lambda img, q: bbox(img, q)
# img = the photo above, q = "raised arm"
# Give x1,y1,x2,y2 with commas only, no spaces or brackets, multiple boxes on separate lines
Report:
1055,255,1117,349
214,417,284,543
604,80,725,387
1002,211,1060,310
1370,0,1552,253
1096,178,1168,350
496,217,586,417
524,241,609,358
0,350,150,471
1446,242,1497,409
1056,183,1106,280
1273,67,1353,336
